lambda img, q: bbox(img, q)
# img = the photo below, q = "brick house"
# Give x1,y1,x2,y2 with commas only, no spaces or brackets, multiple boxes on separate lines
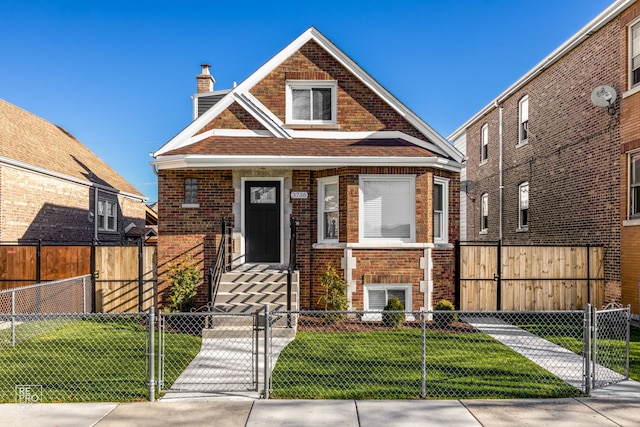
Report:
151,27,464,312
0,98,147,242
449,0,640,319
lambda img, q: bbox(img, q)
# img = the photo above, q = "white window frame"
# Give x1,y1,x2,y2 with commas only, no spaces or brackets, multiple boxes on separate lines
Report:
480,124,489,164
630,152,640,219
518,96,529,146
285,80,337,125
630,19,640,91
480,193,489,233
97,199,117,232
359,175,416,244
363,284,412,320
183,178,199,208
318,176,339,243
433,177,449,244
518,182,529,230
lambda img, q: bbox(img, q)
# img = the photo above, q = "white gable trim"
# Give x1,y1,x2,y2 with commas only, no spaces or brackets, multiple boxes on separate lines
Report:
151,154,461,172
154,27,463,162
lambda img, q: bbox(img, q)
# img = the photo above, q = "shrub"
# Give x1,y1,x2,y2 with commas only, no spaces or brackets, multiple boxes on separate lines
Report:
318,265,348,324
166,256,202,312
382,296,406,327
434,299,456,327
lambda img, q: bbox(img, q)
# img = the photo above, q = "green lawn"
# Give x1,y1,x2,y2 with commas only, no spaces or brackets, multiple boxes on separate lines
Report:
0,318,201,402
270,328,581,399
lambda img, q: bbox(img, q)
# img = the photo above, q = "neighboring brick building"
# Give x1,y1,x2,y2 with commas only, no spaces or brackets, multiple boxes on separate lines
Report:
0,98,147,243
449,0,640,319
152,27,464,311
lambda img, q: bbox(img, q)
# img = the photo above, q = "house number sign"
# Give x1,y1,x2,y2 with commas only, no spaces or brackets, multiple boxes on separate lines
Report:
291,191,308,199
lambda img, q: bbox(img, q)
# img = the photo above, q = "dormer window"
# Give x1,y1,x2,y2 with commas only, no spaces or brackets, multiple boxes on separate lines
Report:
286,81,337,124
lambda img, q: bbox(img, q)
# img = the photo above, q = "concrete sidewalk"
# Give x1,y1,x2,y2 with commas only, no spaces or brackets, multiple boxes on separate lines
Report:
3,394,640,427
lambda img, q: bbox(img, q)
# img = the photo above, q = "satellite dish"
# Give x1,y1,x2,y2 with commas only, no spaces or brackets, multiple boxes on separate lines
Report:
460,180,476,192
591,85,617,108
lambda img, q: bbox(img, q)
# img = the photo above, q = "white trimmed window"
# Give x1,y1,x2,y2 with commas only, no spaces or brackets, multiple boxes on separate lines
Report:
97,199,117,232
433,177,449,243
518,96,529,144
364,284,412,312
286,80,337,124
480,124,489,163
630,20,640,89
518,182,529,230
630,152,640,218
318,176,339,242
360,175,415,243
481,193,489,233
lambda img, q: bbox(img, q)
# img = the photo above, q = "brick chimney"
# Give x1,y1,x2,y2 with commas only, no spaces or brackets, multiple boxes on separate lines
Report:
196,64,215,93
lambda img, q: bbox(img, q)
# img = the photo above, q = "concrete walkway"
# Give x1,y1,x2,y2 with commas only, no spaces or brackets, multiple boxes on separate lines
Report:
462,315,633,392
3,395,640,427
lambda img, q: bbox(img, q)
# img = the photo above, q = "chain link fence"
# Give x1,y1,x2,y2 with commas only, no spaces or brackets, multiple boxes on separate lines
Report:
0,303,631,403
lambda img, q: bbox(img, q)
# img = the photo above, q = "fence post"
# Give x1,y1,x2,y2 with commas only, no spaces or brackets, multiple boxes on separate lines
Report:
82,276,87,314
583,303,592,395
264,304,270,399
148,306,155,402
11,290,16,347
626,305,631,380
421,311,426,399
454,240,460,310
138,238,144,312
496,240,502,311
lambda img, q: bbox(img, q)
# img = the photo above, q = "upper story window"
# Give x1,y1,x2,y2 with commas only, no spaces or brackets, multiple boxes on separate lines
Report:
318,176,339,242
480,124,489,163
183,178,199,207
481,193,489,233
518,96,529,145
631,21,640,89
286,81,337,124
433,177,449,243
360,175,415,243
630,152,640,219
518,182,529,230
98,199,117,232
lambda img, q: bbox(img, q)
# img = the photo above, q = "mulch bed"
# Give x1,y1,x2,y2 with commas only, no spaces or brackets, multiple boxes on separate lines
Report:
297,315,478,334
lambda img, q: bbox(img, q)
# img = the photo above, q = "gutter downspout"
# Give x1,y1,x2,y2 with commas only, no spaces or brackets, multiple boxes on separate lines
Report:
498,104,504,242
94,187,99,241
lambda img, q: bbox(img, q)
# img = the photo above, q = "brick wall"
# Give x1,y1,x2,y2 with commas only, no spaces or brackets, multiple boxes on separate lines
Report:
463,18,622,297
0,166,145,242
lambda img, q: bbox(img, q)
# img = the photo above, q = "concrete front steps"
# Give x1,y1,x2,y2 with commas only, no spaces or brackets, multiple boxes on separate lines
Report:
205,264,299,338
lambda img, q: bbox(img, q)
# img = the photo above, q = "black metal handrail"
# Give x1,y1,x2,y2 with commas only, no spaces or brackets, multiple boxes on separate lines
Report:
209,217,233,305
286,217,300,326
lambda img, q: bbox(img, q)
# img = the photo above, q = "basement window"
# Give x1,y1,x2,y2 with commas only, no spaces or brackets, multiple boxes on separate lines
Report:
363,284,412,320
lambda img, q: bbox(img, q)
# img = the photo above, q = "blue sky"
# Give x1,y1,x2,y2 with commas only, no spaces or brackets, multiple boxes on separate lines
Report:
0,0,613,202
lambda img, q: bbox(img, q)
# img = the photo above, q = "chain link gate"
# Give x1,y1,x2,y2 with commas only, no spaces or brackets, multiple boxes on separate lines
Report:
156,310,268,395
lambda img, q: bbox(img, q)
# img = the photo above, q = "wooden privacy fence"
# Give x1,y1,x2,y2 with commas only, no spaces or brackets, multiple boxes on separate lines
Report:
0,242,156,313
455,242,605,311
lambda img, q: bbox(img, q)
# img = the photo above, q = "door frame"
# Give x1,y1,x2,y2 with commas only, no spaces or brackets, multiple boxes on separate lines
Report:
240,177,285,264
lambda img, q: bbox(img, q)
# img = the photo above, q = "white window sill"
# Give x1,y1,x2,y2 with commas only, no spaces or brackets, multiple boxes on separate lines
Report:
516,140,529,148
623,218,640,227
284,123,340,130
480,159,488,166
313,242,435,249
623,85,640,98
182,203,200,208
479,229,488,235
516,226,529,233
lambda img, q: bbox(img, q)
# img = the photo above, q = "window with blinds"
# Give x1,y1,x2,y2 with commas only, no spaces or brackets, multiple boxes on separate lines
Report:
360,175,415,243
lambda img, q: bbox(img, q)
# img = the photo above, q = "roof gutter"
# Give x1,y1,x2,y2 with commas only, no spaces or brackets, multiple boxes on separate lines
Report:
447,0,633,141
0,155,147,202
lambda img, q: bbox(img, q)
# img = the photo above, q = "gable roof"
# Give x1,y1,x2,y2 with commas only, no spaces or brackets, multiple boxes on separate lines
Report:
0,98,145,200
152,27,464,168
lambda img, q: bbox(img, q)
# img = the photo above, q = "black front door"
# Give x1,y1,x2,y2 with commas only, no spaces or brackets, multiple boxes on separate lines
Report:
245,181,281,263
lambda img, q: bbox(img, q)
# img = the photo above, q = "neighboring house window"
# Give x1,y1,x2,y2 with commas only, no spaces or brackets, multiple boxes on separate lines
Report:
364,284,412,312
286,81,337,124
518,96,529,144
631,20,640,89
631,152,640,218
184,178,199,207
480,124,489,163
318,176,339,242
433,177,449,243
98,199,117,232
481,193,488,233
360,175,415,243
518,182,529,230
